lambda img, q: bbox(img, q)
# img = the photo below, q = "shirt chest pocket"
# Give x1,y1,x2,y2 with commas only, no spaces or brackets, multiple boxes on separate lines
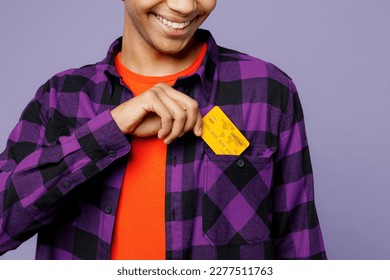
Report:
202,146,275,246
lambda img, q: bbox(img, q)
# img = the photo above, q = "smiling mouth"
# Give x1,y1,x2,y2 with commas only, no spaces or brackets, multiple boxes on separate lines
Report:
155,14,195,30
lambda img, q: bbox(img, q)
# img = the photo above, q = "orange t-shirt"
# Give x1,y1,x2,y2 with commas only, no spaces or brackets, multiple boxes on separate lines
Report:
111,43,207,260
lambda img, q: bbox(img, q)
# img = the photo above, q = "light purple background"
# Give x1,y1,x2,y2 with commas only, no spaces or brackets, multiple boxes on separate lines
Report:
1,0,389,260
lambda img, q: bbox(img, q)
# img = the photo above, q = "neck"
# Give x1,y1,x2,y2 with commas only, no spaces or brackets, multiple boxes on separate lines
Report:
120,31,202,77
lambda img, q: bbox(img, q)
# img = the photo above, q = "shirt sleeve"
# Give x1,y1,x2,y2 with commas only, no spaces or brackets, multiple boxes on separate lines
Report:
271,79,327,259
0,84,130,254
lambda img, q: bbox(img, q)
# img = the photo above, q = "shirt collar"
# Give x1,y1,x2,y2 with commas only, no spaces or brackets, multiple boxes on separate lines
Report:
102,29,219,101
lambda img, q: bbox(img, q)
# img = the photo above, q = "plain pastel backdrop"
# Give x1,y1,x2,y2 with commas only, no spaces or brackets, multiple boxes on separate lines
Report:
1,0,389,260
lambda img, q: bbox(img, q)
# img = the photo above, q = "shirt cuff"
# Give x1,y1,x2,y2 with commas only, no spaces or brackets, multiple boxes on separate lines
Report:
75,110,131,170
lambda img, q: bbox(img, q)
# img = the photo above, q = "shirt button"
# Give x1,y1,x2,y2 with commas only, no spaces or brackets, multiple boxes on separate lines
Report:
108,151,116,158
104,206,112,214
237,159,245,168
63,181,72,189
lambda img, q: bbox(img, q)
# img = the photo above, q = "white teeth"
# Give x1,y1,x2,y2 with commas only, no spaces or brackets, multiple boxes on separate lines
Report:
156,14,191,30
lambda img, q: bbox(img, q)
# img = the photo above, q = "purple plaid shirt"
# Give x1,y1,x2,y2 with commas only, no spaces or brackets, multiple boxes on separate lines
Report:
0,30,326,259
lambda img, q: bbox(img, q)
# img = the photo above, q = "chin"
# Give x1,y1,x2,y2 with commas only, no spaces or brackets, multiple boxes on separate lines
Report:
153,39,193,56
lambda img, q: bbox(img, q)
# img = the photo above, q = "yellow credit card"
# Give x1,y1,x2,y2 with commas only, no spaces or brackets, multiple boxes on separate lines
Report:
201,106,250,155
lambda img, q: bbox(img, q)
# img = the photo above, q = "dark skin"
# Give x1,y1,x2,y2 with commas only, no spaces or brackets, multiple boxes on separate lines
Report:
111,0,217,143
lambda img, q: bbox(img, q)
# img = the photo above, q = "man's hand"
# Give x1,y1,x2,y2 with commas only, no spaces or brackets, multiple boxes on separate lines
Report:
111,83,203,144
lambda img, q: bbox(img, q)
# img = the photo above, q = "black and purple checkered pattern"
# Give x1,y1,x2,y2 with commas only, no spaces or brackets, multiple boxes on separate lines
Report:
0,30,326,259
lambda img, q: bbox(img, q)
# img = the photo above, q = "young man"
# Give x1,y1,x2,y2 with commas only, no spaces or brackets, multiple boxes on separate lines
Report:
0,0,326,259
